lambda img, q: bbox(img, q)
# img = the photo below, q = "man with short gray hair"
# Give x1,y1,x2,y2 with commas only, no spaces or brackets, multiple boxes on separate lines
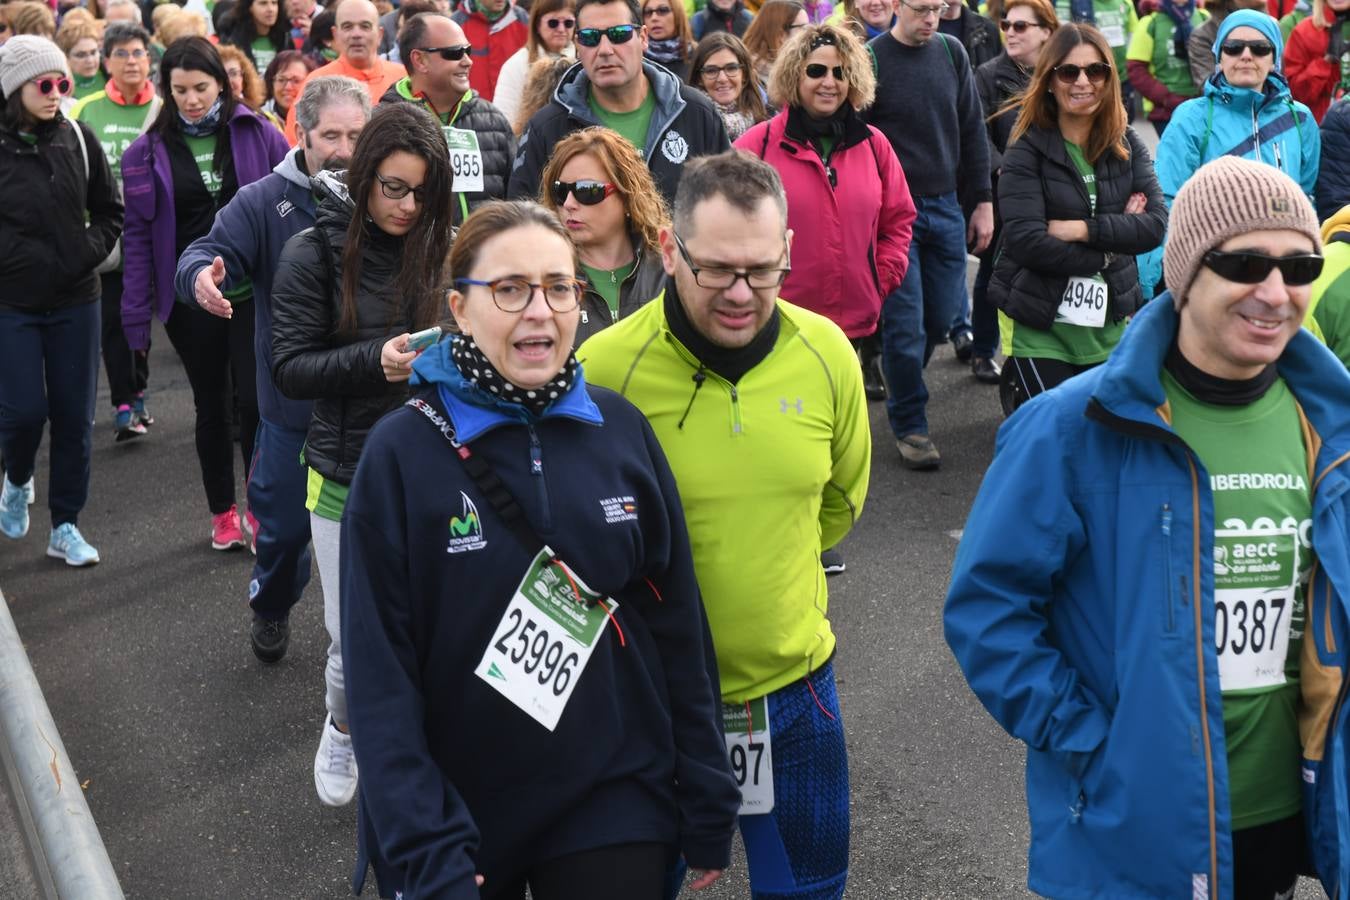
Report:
174,75,371,666
580,150,869,899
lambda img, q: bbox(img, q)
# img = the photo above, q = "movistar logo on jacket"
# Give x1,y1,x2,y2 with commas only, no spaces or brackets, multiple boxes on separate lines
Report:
447,491,487,553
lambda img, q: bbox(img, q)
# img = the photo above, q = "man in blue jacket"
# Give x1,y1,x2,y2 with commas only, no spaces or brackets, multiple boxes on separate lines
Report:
946,156,1350,899
174,75,371,664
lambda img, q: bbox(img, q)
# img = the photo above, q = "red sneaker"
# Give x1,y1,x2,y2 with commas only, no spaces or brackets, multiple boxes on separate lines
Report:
211,505,246,551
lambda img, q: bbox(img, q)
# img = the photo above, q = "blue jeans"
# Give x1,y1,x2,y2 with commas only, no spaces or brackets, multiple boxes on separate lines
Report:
246,419,313,621
881,192,968,438
0,301,100,527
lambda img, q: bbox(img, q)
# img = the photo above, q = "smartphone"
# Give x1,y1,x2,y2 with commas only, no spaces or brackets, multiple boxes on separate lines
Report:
406,326,443,352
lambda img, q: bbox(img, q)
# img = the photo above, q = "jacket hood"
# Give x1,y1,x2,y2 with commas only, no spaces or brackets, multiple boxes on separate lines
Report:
311,168,355,228
384,76,480,120
1203,67,1292,108
1322,203,1350,242
410,335,603,440
1213,9,1284,70
553,59,686,125
274,146,312,191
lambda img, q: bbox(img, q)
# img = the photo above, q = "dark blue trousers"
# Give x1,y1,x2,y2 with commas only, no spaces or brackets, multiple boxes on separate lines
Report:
0,301,99,528
246,418,313,620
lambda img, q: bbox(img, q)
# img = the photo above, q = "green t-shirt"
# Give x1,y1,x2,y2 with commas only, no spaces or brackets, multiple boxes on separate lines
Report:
70,91,156,189
1163,371,1312,831
1052,0,1137,70
1000,140,1125,364
72,72,107,101
581,259,637,321
1127,12,1206,104
306,466,350,521
252,37,278,74
184,133,224,198
588,86,656,155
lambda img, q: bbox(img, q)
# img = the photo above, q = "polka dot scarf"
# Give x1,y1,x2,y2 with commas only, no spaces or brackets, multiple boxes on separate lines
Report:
450,335,580,417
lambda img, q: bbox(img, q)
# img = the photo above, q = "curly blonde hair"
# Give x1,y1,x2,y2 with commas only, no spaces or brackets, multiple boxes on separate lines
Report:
767,21,874,111
217,43,266,110
538,127,669,255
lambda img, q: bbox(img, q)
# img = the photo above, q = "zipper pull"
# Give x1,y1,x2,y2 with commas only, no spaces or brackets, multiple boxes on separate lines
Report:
729,386,738,402
1161,503,1172,536
529,429,543,475
610,270,618,284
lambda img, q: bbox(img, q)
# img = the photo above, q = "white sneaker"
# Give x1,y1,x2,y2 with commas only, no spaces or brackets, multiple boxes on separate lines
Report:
313,714,357,807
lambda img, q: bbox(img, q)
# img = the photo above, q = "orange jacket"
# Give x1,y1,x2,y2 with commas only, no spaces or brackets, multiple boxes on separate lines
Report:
282,55,407,142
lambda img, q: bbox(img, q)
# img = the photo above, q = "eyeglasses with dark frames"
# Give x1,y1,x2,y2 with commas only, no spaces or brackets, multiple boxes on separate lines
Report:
575,24,639,46
999,18,1043,32
417,43,473,61
375,172,428,203
700,62,743,80
454,277,584,312
1201,250,1323,286
804,63,844,80
1219,39,1274,57
1053,61,1111,84
672,232,790,290
545,16,576,27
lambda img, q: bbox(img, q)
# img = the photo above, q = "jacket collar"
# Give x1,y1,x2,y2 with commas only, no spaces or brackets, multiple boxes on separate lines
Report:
106,80,156,106
554,59,685,126
1203,70,1291,112
273,146,313,191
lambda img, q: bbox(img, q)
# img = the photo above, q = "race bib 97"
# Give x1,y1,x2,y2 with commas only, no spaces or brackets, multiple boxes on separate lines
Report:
723,697,774,814
1055,275,1108,328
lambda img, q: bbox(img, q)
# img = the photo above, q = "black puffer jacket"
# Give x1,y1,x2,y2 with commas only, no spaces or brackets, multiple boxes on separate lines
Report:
378,81,516,226
991,124,1166,330
975,51,1030,176
271,171,419,485
953,4,1000,72
0,114,122,312
575,240,667,346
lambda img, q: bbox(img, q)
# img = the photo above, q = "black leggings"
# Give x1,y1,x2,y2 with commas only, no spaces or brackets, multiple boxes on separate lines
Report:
999,356,1096,418
483,842,669,900
99,271,149,408
163,299,258,516
1233,813,1306,900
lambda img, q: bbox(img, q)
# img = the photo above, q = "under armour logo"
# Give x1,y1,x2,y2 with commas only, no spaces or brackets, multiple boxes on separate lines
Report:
780,398,803,414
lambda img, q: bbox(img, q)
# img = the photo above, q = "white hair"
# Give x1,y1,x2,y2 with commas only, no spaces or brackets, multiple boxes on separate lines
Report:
104,0,144,23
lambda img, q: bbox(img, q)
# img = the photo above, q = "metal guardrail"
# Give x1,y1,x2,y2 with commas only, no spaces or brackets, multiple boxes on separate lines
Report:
0,588,123,899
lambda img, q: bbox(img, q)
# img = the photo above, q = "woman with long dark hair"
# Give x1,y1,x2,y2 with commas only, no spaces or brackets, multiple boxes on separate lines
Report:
221,0,290,75
642,0,696,81
991,23,1166,415
0,35,122,565
688,32,767,141
121,36,289,547
270,100,454,810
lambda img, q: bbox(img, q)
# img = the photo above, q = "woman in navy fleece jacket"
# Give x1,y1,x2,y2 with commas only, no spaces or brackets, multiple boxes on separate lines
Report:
340,201,739,900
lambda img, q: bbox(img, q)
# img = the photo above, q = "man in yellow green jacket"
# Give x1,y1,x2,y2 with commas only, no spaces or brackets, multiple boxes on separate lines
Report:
579,151,870,900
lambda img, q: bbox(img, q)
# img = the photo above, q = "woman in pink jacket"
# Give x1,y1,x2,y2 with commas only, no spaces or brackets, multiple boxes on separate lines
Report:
734,22,914,346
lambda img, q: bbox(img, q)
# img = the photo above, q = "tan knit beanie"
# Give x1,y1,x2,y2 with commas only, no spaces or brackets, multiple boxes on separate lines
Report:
1164,156,1321,309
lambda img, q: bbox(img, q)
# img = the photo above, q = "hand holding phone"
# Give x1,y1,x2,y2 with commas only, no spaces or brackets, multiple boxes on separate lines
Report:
406,326,443,352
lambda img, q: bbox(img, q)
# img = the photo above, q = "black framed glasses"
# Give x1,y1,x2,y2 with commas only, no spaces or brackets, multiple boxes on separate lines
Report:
1202,250,1323,286
642,5,672,15
454,277,583,312
1053,62,1111,84
672,232,790,290
1219,39,1274,58
804,63,844,80
576,24,639,47
999,18,1042,32
418,43,472,61
550,179,618,206
545,16,575,27
700,62,742,80
375,172,428,203
30,77,72,96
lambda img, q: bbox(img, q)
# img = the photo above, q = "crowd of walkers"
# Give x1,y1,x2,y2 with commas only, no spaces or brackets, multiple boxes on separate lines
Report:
3,0,1350,894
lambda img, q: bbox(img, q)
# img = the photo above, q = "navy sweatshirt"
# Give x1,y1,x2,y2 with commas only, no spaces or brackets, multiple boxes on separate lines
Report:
340,339,739,899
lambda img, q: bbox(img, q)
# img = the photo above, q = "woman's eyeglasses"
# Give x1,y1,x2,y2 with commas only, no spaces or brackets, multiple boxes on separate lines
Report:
804,63,844,80
576,24,639,46
454,277,582,313
545,16,576,27
999,18,1041,32
700,62,742,80
1219,39,1274,58
375,172,427,203
417,43,472,61
550,179,618,206
1202,250,1323,286
642,5,672,16
1053,62,1111,84
30,77,72,96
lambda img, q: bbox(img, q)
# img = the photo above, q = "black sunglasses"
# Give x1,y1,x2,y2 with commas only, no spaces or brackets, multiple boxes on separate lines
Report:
804,63,844,80
1053,62,1111,84
545,15,575,27
1219,39,1274,58
1202,250,1323,286
550,179,618,206
418,43,472,60
576,24,639,47
999,18,1042,32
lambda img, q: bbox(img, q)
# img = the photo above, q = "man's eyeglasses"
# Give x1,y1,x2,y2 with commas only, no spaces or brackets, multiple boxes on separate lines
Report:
999,18,1042,32
900,0,949,16
576,24,639,47
700,62,742,80
804,63,844,80
1053,61,1111,84
109,47,148,60
375,172,428,203
30,77,72,97
672,232,790,290
1219,39,1274,58
545,16,575,27
1202,250,1323,286
454,277,583,313
642,5,672,16
418,43,472,61
550,179,618,206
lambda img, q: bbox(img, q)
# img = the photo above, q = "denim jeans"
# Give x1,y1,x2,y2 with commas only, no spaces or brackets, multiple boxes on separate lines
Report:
880,192,968,438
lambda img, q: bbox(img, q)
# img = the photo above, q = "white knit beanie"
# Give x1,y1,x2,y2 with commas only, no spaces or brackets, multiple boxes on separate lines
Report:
0,35,71,100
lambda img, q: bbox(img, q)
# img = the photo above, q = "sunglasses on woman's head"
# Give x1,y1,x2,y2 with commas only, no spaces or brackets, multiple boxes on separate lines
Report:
999,18,1040,32
576,24,639,46
30,76,72,96
1053,62,1111,84
550,179,618,206
418,43,472,60
1202,250,1323,286
545,16,576,27
1219,39,1274,57
804,63,844,80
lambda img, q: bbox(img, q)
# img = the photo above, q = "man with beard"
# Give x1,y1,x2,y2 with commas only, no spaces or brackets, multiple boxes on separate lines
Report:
175,76,371,664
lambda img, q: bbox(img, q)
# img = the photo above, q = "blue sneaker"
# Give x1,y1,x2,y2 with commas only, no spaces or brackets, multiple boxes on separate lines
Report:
1,476,30,539
114,405,146,442
132,393,154,428
47,524,99,567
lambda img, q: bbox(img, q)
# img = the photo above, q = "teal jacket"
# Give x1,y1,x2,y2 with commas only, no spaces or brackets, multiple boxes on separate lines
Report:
1139,70,1319,296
